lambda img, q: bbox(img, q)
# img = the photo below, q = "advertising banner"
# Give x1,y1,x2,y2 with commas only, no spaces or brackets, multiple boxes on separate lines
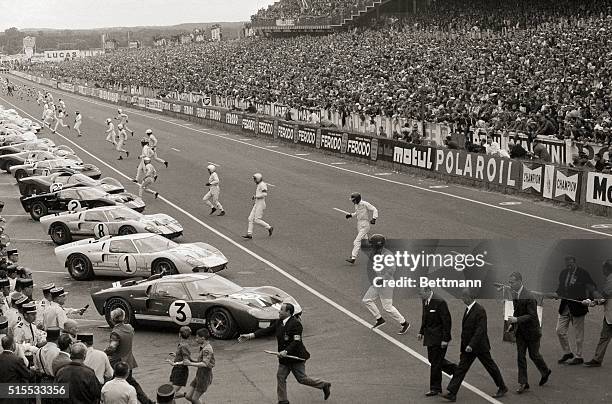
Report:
346,133,375,160
434,149,519,187
295,126,317,147
586,172,612,207
258,118,275,137
225,112,241,126
43,50,79,62
552,167,581,203
277,123,295,143
318,129,344,153
146,99,163,112
521,163,544,194
242,116,256,132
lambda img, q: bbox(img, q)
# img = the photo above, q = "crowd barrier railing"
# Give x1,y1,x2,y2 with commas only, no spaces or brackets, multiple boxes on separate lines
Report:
10,70,612,217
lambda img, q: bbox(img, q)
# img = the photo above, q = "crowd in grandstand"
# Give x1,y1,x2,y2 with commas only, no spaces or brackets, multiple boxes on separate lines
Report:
24,0,612,144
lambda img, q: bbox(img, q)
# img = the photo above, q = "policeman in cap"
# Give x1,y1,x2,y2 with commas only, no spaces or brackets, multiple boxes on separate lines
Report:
15,277,33,300
157,384,176,403
36,283,55,329
0,277,10,313
344,192,378,264
361,234,410,334
14,302,44,347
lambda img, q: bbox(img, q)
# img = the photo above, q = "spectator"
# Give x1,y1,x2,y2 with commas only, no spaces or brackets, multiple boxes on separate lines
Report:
52,333,72,376
55,342,101,404
532,138,552,162
101,361,137,404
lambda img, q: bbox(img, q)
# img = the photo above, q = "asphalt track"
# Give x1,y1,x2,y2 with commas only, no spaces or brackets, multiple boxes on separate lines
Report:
1,74,611,403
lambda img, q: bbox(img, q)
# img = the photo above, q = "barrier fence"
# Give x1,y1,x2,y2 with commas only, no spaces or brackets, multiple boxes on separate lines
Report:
10,70,612,217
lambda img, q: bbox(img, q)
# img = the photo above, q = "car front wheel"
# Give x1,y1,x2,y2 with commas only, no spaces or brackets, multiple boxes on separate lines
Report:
49,223,72,245
30,202,48,221
207,307,237,339
67,253,94,280
104,298,136,327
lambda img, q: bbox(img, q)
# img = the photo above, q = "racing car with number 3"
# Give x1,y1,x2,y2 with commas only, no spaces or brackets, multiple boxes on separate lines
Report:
55,233,228,280
40,205,183,245
90,272,301,339
20,186,145,221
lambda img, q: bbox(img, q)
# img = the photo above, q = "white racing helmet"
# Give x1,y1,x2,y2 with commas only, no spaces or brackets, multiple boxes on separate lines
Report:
146,129,153,135
117,108,122,113
106,118,111,124
117,123,123,129
253,172,263,183
207,164,216,173
143,157,151,164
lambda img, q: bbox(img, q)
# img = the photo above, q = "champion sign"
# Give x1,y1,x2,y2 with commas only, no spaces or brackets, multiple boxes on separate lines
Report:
554,170,579,202
586,172,612,207
522,165,543,193
242,118,256,132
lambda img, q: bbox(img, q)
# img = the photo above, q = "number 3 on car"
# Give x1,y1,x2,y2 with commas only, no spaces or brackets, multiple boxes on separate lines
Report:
169,300,192,325
118,254,138,275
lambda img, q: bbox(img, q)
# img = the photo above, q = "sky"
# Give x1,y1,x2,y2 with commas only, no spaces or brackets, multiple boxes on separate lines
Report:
0,0,277,31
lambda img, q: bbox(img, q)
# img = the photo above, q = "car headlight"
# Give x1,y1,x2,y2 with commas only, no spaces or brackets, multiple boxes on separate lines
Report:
186,257,204,267
144,225,161,234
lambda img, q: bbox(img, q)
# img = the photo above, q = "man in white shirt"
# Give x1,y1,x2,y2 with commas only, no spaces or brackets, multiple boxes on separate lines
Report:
116,109,134,135
73,111,83,137
101,361,137,404
80,333,113,384
105,118,117,144
345,192,378,264
34,326,61,380
243,173,273,239
145,129,168,167
203,165,225,216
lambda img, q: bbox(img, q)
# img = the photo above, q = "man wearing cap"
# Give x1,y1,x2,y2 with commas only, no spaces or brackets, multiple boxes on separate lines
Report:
36,283,55,329
105,308,154,404
14,302,44,347
34,327,60,382
44,287,86,330
156,383,176,404
15,278,33,300
0,316,28,367
100,361,136,404
81,333,113,384
0,278,10,314
6,265,18,292
8,294,27,333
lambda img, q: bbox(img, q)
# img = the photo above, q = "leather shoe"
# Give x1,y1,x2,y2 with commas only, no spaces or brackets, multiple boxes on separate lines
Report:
584,360,602,367
441,393,456,402
558,353,574,363
322,383,331,400
539,369,551,386
424,391,440,397
567,357,584,365
492,387,508,398
516,383,529,394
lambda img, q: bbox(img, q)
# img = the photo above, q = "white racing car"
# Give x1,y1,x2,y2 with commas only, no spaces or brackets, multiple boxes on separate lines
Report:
41,205,183,245
55,233,228,280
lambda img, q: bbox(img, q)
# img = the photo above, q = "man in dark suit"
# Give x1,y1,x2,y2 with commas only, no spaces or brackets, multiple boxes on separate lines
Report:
0,335,33,403
55,342,101,404
551,256,597,365
51,333,72,376
238,303,331,404
417,286,456,397
507,271,551,393
442,289,507,402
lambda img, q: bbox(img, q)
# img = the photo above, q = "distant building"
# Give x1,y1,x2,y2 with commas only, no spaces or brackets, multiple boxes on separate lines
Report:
211,24,222,42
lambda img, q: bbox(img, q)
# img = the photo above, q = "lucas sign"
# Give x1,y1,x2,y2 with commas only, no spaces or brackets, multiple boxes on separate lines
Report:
44,50,80,62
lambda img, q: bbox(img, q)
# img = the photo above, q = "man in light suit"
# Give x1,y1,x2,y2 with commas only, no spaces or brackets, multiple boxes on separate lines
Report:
585,260,612,367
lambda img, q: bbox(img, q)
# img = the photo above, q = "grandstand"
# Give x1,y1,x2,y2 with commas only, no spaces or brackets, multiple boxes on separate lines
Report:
20,0,612,146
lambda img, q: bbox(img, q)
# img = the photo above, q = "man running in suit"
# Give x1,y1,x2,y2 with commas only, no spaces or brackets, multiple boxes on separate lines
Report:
417,285,456,397
238,303,331,404
442,288,507,402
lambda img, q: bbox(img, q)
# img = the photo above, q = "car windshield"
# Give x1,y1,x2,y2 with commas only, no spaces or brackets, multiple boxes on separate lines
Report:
107,207,141,221
133,235,178,253
67,174,96,186
185,276,242,297
76,188,107,199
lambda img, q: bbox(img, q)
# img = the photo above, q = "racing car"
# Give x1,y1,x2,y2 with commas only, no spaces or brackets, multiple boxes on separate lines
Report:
0,131,37,146
18,171,124,196
90,272,301,339
55,233,228,280
41,205,183,245
20,186,145,221
10,158,102,181
0,138,55,155
0,148,81,172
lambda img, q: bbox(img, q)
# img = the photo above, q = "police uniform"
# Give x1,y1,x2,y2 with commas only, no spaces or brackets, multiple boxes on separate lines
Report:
36,283,55,328
8,294,27,333
43,288,68,330
15,278,33,300
14,303,42,346
0,315,29,367
0,278,10,315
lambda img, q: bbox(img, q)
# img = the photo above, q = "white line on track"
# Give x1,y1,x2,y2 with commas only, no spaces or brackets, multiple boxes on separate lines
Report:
1,91,503,403
267,145,279,148
295,153,310,156
30,270,67,275
239,138,252,141
330,162,347,165
171,148,181,152
374,172,393,176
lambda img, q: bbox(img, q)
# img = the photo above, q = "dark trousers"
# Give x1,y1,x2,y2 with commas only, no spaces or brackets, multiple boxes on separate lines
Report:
127,369,154,404
426,346,456,392
593,320,612,363
277,362,328,403
447,351,505,395
516,335,549,385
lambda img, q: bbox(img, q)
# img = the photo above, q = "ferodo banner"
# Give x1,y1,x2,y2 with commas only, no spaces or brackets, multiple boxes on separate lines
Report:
346,133,376,160
295,126,316,146
258,119,275,137
318,129,345,153
277,123,295,142
435,149,519,187
242,116,256,132
146,98,163,112
586,172,612,207
521,163,544,195
552,167,581,203
225,112,241,126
